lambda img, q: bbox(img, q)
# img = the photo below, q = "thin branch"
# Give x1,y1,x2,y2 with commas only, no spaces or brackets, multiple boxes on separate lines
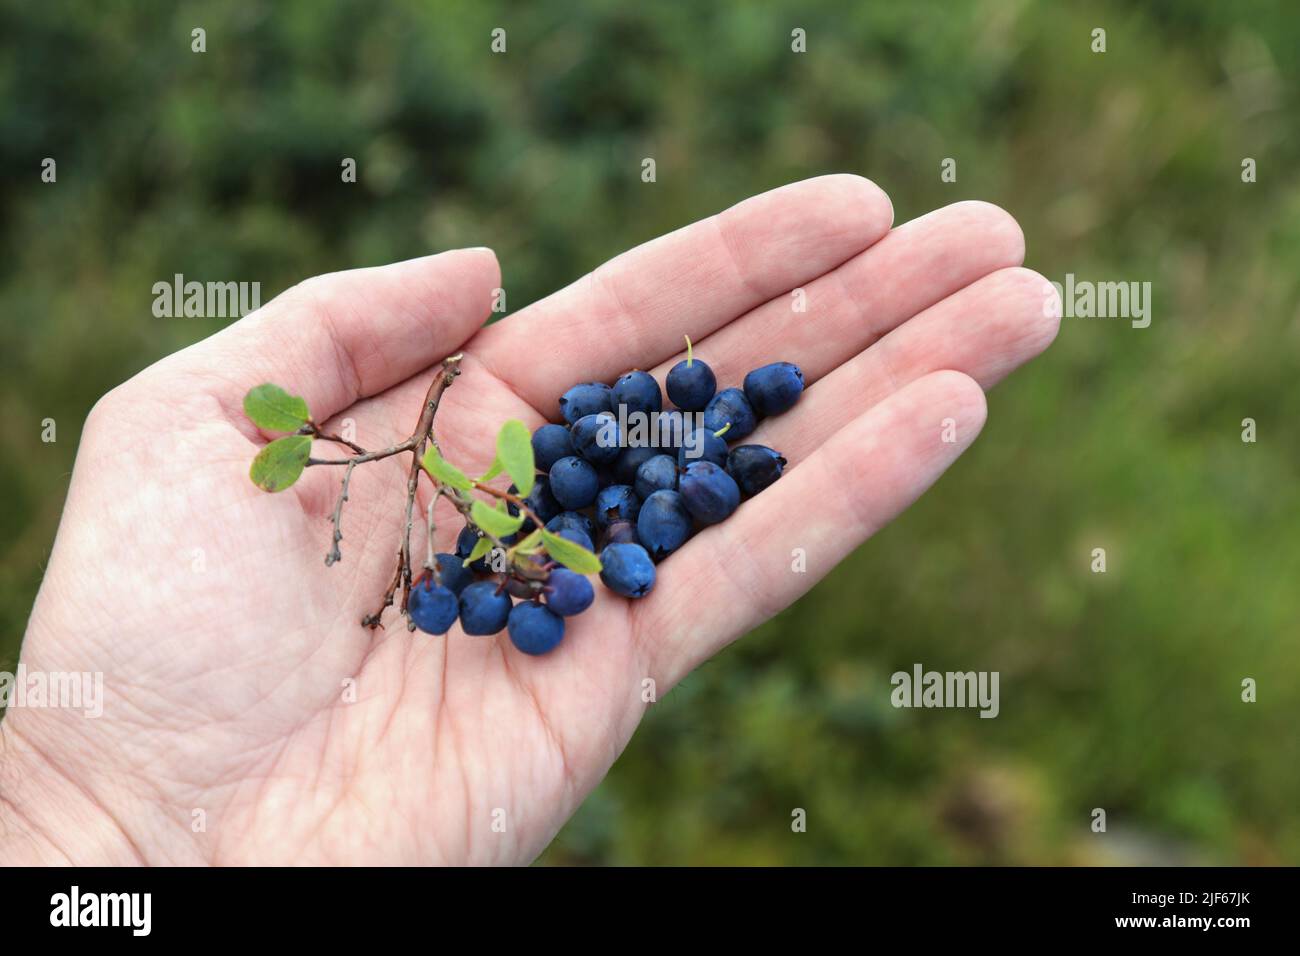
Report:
304,423,368,457
357,353,464,630
324,460,358,566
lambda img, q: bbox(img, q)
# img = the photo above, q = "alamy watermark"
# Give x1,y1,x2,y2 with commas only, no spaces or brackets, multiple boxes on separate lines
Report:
0,665,103,718
1046,273,1151,328
890,663,999,718
152,273,261,318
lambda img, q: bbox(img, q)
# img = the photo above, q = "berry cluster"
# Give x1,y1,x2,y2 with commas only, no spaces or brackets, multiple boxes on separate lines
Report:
242,343,802,658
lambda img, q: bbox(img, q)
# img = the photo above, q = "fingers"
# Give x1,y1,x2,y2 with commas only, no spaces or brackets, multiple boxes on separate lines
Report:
194,248,501,426
748,266,1059,461
474,175,895,415
648,200,1025,389
638,370,988,688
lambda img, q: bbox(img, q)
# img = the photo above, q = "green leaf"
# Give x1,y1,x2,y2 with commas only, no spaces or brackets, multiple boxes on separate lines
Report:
249,435,312,492
475,458,504,483
496,419,535,497
422,446,473,490
541,530,603,574
462,534,493,568
513,529,544,555
244,384,310,432
471,499,525,538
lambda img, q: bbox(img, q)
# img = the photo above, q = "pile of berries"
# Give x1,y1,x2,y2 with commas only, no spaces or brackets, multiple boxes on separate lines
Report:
409,338,804,656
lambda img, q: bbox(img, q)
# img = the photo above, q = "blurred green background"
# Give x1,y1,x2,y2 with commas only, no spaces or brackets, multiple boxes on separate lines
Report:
2,0,1297,864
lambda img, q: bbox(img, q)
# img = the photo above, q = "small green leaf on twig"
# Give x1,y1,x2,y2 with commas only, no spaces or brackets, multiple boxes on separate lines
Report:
496,419,535,496
540,530,603,574
462,534,494,568
476,458,504,483
244,384,311,432
422,446,474,490
250,435,312,492
471,499,525,538
513,529,544,555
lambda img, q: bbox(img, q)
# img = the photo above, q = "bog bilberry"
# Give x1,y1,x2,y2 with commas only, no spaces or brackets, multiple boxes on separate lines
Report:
678,460,741,525
666,336,716,411
636,489,692,560
702,387,757,440
726,444,786,497
243,350,802,656
508,601,566,655
743,362,805,417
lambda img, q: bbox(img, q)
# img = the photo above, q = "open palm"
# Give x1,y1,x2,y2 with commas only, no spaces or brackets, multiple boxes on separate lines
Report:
0,176,1058,865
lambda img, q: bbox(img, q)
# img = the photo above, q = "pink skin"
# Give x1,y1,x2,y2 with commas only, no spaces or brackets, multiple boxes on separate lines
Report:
0,176,1058,865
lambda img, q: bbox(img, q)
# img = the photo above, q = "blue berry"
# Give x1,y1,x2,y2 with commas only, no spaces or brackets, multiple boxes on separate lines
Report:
634,453,679,500
677,427,728,467
545,568,595,616
653,409,687,449
408,579,459,635
571,412,623,466
743,362,804,417
556,526,595,552
726,445,786,497
546,511,597,544
549,455,600,509
599,519,638,549
509,476,561,529
678,461,741,525
507,601,566,655
455,525,480,559
702,387,757,440
594,484,641,530
613,445,659,485
666,342,717,411
611,370,663,418
599,542,657,598
458,581,513,635
559,382,613,425
434,553,474,594
456,525,496,572
636,489,692,560
532,424,575,472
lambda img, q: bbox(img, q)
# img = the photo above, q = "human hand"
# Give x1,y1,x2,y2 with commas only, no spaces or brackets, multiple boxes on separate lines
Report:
0,176,1058,865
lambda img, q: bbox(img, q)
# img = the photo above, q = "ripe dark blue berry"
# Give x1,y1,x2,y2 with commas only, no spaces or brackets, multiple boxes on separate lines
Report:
455,525,481,559
434,553,474,594
549,456,600,509
599,519,638,549
458,581,513,635
702,387,757,440
509,476,561,529
599,542,657,598
679,460,741,525
545,568,595,616
613,444,659,485
571,412,622,466
634,454,679,500
653,409,687,449
408,578,459,635
546,510,597,544
556,526,595,552
636,489,692,560
532,424,575,472
611,370,663,417
594,484,641,530
743,362,804,417
726,444,786,497
677,427,728,467
507,601,566,655
558,382,613,425
666,339,716,411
